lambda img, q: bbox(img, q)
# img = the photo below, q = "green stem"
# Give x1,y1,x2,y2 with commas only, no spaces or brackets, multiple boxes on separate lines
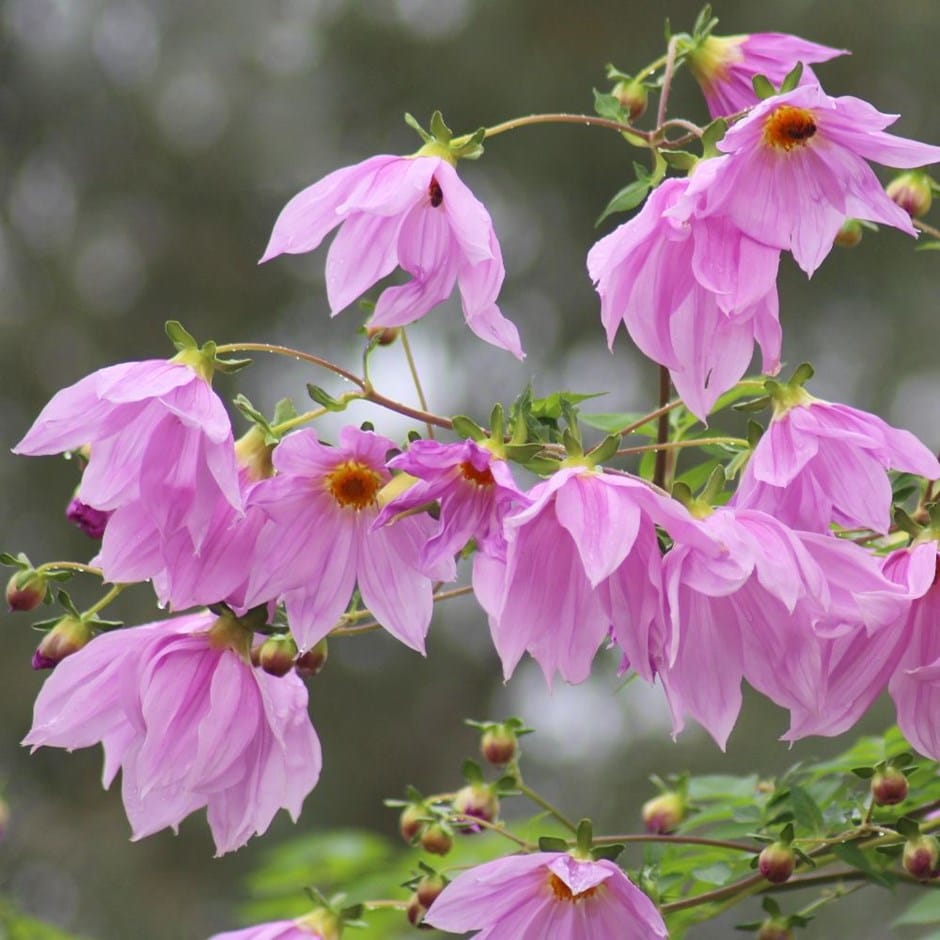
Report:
36,561,103,578
619,435,748,458
655,36,680,129
617,398,684,437
915,218,940,240
448,814,535,850
81,583,127,618
477,113,649,142
515,779,578,834
399,328,434,440
596,834,758,853
330,586,473,638
215,341,366,388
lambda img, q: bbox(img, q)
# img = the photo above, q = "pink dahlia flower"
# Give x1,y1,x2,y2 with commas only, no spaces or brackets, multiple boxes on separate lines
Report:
209,913,334,940
261,154,522,358
688,83,940,274
14,360,242,552
424,851,667,938
374,438,527,574
244,426,446,652
733,393,940,534
24,612,321,856
474,466,711,685
660,507,914,748
889,544,940,760
687,32,847,119
587,174,781,420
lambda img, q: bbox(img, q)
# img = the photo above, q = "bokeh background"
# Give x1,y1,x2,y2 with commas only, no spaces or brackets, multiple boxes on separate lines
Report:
1,1,939,937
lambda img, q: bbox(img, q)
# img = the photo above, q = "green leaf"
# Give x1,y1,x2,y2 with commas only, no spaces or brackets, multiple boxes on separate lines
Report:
307,384,350,412
593,88,627,122
894,891,940,926
529,391,604,421
539,836,570,853
830,842,895,887
787,785,824,833
661,150,698,171
915,240,940,251
596,178,652,225
751,73,776,100
700,118,728,158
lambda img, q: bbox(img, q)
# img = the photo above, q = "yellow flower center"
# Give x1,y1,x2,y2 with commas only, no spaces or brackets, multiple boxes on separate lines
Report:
548,873,598,903
763,106,817,151
459,460,494,487
324,460,383,510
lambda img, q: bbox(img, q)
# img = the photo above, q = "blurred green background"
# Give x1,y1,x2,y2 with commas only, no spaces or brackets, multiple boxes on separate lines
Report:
1,1,938,937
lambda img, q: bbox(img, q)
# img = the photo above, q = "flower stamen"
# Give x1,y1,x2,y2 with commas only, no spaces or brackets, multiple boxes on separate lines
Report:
763,105,817,151
324,461,383,509
458,460,494,486
548,873,598,902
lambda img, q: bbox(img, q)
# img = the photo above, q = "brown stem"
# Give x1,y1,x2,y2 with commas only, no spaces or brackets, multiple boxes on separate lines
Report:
652,366,672,489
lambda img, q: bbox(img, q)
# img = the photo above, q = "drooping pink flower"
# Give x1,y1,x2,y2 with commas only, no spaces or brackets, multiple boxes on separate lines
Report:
243,426,446,653
660,506,914,748
14,359,242,552
686,32,847,118
733,392,940,534
24,611,322,856
474,466,711,686
260,154,523,358
889,543,940,760
687,84,940,274
587,174,781,420
208,922,327,940
424,851,667,938
374,438,527,574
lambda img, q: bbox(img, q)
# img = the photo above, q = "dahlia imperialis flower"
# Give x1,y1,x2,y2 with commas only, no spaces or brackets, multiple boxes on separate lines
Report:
374,438,527,575
686,32,846,118
24,612,321,856
261,154,523,358
209,908,338,940
587,174,781,421
14,358,242,560
660,507,914,749
733,392,940,534
244,426,447,653
424,851,667,938
474,466,712,686
688,83,940,275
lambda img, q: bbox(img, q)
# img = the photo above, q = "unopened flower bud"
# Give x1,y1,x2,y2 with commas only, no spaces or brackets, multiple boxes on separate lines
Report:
66,497,110,539
6,570,47,612
642,792,685,834
366,325,400,346
295,638,329,679
612,79,648,120
758,842,796,884
399,803,428,844
886,171,933,219
757,921,793,940
33,616,93,670
419,822,453,856
234,426,275,482
481,724,517,765
406,893,431,929
903,834,940,880
256,634,298,677
871,766,909,806
833,218,863,248
416,872,446,909
453,783,500,831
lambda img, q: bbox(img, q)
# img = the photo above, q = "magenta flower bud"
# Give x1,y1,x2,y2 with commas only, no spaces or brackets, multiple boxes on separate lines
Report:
419,822,454,856
903,835,940,880
6,570,47,612
416,872,447,909
480,724,517,766
399,803,428,844
871,767,909,806
642,792,685,834
257,634,299,678
65,497,110,539
833,218,864,249
613,79,648,120
453,783,500,831
758,843,796,884
33,616,93,670
406,893,430,929
295,639,328,679
886,171,933,218
365,325,400,346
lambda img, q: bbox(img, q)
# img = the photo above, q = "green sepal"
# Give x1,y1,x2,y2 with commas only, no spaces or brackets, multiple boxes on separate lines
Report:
452,127,486,161
233,393,272,430
461,759,484,785
733,395,771,413
307,384,350,412
165,319,198,351
762,897,782,917
503,443,548,463
272,398,298,427
787,362,815,387
751,73,776,100
661,150,698,171
213,355,252,375
779,822,795,845
86,617,124,631
56,590,81,619
779,61,804,94
520,455,562,476
893,507,922,539
429,110,453,143
746,419,765,449
585,434,621,467
451,415,487,442
851,766,876,779
538,836,570,853
698,464,727,504
672,481,694,507
403,112,434,144
30,616,64,632
489,403,506,443
0,551,32,570
896,815,922,838
596,177,652,226
691,4,718,41
562,427,583,458
593,88,626,122
700,118,728,158
575,818,593,854
591,842,624,863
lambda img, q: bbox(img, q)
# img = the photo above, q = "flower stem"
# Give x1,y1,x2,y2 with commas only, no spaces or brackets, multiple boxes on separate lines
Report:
479,113,649,142
514,779,578,834
214,342,367,389
399,328,435,440
619,435,747,458
81,583,127,618
914,218,940,240
656,36,680,129
448,814,535,850
595,834,759,853
617,398,684,436
652,366,672,489
36,561,103,578
329,586,473,637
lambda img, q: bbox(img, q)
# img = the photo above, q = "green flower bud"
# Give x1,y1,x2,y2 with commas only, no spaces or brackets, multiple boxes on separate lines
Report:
833,218,863,248
419,822,453,856
641,792,685,834
33,616,93,670
480,723,518,766
886,171,933,219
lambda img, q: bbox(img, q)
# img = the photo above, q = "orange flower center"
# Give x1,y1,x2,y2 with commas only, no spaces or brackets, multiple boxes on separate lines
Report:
548,873,598,903
459,460,495,487
324,460,383,509
429,177,444,208
763,106,817,151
